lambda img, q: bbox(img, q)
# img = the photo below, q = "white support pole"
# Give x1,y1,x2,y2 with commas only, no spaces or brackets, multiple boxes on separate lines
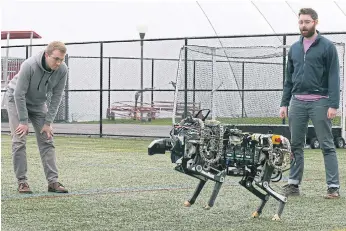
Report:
29,31,33,57
172,47,184,125
211,47,216,120
4,32,10,86
1,32,10,108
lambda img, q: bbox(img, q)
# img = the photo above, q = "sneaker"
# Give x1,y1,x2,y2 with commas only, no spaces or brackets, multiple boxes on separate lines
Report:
18,182,33,194
282,184,300,196
324,187,340,199
48,182,68,193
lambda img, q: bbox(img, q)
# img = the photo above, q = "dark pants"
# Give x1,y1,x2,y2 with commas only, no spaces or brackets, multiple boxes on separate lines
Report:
288,97,340,188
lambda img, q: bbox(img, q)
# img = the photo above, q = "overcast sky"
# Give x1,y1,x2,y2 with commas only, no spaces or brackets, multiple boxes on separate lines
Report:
1,0,346,46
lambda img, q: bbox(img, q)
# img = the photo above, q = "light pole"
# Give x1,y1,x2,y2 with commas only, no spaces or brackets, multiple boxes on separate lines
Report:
137,25,148,121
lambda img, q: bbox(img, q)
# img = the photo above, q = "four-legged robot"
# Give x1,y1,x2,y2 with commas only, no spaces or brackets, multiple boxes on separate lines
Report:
148,110,292,220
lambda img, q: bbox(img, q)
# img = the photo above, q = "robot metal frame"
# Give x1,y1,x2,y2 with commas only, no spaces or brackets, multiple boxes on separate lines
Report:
148,109,292,221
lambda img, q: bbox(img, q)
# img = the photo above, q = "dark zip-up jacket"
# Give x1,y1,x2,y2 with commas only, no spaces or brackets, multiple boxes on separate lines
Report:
280,31,340,109
6,51,68,125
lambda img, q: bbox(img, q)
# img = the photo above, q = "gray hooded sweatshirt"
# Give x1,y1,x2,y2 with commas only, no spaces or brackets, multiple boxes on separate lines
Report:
6,50,68,125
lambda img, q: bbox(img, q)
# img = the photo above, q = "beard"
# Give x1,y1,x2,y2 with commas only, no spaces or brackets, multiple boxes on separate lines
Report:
300,25,316,38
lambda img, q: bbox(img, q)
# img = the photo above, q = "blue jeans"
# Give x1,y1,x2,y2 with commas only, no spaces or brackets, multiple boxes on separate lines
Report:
288,97,340,188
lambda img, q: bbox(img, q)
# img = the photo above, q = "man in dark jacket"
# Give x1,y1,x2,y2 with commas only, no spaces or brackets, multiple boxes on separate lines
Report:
5,41,69,194
279,8,340,199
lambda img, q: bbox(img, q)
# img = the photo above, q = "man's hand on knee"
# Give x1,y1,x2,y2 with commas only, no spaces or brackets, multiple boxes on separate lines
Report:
40,124,53,139
15,124,29,138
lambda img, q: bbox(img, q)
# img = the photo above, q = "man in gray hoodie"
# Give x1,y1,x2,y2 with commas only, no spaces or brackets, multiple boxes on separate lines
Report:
5,41,69,193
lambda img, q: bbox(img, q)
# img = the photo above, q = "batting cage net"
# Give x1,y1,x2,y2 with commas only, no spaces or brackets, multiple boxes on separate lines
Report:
173,44,345,133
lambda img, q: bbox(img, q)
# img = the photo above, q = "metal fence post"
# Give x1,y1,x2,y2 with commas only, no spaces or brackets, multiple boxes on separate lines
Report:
242,62,245,118
100,42,104,137
108,57,111,116
151,59,154,118
193,60,196,115
25,46,29,59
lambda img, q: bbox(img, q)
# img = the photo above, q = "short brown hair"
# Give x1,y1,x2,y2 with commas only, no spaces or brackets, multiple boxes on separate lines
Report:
45,41,67,55
299,8,318,20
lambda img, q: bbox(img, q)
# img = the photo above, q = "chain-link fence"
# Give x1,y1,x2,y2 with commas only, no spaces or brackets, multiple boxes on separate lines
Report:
1,32,345,138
